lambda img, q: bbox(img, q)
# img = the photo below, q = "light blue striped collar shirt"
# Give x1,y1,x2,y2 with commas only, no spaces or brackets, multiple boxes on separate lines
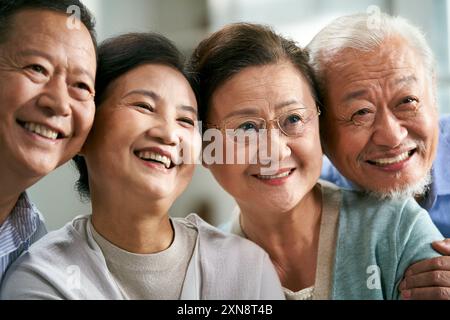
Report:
0,193,47,284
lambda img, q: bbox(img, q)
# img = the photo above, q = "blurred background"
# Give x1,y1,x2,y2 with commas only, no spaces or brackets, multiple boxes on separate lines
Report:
29,0,450,230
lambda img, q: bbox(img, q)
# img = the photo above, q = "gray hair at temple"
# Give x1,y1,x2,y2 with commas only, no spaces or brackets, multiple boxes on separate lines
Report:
306,12,436,106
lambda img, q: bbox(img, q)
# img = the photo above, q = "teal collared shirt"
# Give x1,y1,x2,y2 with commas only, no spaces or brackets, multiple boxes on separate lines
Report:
332,189,442,299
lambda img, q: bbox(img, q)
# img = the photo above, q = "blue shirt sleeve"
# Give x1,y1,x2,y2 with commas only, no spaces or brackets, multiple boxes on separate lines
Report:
320,156,354,189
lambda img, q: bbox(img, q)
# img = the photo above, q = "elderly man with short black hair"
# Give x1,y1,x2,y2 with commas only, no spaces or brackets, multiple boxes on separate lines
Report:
309,12,450,300
0,0,97,283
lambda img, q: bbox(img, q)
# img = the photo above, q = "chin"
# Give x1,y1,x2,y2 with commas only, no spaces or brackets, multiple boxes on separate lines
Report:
262,196,300,213
365,172,432,201
144,184,179,200
25,159,59,178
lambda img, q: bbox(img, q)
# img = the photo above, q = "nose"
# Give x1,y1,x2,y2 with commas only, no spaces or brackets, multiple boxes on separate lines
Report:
267,128,292,163
371,109,408,148
146,117,180,146
37,75,71,117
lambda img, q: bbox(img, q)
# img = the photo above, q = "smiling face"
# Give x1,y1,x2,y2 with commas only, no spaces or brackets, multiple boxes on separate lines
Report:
321,37,439,196
0,9,97,181
207,62,322,213
82,64,200,203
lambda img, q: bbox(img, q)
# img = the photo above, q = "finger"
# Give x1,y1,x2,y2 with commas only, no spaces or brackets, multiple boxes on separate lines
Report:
400,270,450,290
432,239,450,255
401,287,450,300
405,256,450,276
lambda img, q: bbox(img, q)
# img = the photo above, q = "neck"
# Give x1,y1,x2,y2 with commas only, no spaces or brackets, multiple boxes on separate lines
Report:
0,165,40,225
90,190,174,254
0,193,21,226
239,184,323,290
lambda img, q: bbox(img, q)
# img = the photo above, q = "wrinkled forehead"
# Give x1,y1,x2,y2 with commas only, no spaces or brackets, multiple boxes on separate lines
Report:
5,9,95,54
210,63,317,118
322,42,433,99
330,44,423,79
1,9,96,75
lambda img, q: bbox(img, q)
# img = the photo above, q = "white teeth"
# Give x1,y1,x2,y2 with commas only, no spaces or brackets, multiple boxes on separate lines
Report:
371,152,411,165
23,122,59,140
257,171,291,180
137,151,172,169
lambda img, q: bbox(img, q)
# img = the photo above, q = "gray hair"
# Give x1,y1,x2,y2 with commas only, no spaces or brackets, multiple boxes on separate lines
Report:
307,12,436,103
365,171,432,201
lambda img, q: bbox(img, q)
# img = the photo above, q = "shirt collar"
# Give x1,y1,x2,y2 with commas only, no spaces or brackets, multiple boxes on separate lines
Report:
0,193,40,255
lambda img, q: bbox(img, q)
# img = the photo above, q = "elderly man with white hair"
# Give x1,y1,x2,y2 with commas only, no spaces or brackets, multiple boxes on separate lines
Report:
309,12,450,300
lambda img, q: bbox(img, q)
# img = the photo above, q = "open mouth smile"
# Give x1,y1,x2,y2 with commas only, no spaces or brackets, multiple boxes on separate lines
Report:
252,168,296,185
17,120,65,140
134,150,175,169
366,149,416,168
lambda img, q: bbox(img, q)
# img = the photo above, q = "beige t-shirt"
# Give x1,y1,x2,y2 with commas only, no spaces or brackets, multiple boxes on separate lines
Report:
90,218,198,300
229,180,341,300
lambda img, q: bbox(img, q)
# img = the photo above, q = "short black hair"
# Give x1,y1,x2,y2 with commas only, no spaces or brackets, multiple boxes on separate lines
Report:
0,0,97,49
73,32,189,199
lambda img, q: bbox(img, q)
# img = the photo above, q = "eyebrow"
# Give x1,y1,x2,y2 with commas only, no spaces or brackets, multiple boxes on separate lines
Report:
19,49,53,61
178,105,198,116
224,99,303,119
18,49,95,84
122,89,160,101
342,76,419,103
123,89,197,115
343,89,368,103
395,75,418,86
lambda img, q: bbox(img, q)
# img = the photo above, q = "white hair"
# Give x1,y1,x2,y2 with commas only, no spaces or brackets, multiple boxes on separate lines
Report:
365,171,432,201
307,12,436,99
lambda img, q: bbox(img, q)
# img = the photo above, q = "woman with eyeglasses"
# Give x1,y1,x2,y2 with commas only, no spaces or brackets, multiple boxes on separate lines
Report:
189,23,443,300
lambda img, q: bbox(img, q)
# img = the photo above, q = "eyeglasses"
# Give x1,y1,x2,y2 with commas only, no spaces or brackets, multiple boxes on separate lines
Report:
207,107,321,141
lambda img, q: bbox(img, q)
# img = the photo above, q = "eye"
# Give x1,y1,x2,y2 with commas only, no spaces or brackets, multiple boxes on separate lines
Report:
395,96,420,118
74,82,92,92
401,96,419,105
134,103,154,112
236,121,259,132
25,64,48,77
350,108,374,125
353,108,372,117
28,64,46,74
288,114,301,124
178,117,195,127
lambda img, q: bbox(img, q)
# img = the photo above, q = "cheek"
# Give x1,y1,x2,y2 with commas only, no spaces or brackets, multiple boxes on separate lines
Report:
73,103,96,137
184,130,202,163
410,112,438,142
0,78,35,116
291,136,322,169
172,162,195,191
328,127,368,163
209,163,244,190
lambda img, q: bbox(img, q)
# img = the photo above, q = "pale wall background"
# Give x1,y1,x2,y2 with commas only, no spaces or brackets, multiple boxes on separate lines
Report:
28,0,450,230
